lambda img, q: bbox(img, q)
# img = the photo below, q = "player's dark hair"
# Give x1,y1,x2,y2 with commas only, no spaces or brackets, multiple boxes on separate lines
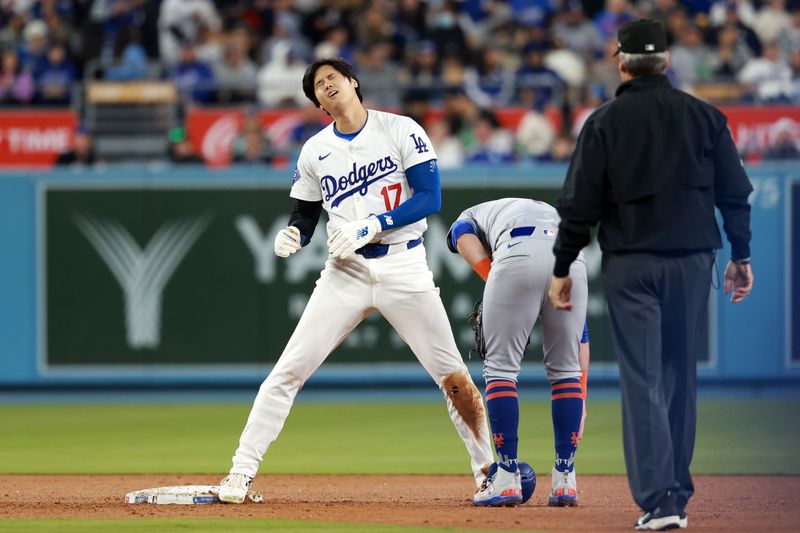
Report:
302,57,364,108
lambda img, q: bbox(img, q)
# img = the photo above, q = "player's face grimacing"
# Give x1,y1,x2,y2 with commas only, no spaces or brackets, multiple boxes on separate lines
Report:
313,65,358,113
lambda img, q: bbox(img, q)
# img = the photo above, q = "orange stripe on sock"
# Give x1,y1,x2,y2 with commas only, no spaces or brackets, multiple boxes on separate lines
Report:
486,391,518,401
552,382,581,392
551,392,583,400
486,381,516,391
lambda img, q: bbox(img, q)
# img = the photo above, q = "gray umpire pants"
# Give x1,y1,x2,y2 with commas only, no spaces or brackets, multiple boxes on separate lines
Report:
602,251,713,513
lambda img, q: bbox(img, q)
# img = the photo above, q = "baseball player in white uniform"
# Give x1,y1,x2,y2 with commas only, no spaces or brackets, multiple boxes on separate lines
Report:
447,198,589,507
218,58,494,503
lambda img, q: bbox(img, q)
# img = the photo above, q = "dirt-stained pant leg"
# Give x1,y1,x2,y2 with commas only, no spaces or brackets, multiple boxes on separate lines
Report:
376,245,494,486
230,259,372,477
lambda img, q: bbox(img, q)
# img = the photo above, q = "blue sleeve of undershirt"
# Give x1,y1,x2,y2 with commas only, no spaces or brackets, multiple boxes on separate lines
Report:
375,159,441,231
446,219,477,253
581,320,590,344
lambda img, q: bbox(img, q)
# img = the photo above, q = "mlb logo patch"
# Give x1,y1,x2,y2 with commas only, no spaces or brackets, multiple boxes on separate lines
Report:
292,168,301,184
645,43,655,51
542,229,556,237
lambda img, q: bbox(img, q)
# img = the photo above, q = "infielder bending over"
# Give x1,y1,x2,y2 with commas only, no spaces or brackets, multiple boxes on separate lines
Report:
447,198,589,507
219,58,494,503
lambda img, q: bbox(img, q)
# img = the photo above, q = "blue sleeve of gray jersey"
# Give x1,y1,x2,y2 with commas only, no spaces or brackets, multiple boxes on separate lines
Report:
446,219,477,253
375,159,441,231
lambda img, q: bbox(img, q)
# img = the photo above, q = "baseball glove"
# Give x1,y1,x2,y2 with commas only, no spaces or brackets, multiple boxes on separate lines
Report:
468,299,486,360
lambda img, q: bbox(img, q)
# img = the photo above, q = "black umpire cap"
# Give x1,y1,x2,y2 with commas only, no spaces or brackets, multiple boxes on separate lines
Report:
614,19,667,56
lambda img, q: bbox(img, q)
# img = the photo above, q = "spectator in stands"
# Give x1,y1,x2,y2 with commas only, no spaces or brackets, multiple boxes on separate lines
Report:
464,46,515,108
789,49,800,103
158,0,221,66
89,0,147,64
642,0,685,27
214,40,257,104
777,7,800,59
737,40,793,101
552,1,604,60
167,126,204,164
0,12,26,52
56,124,96,166
589,36,625,98
355,2,396,50
762,117,800,159
441,86,479,146
753,0,792,44
427,117,465,169
429,1,471,59
104,26,148,81
257,40,305,107
708,22,753,81
516,41,565,108
285,102,328,151
194,19,223,66
515,90,556,161
18,19,48,72
400,40,443,103
465,108,515,164
709,0,757,29
540,134,576,162
169,41,215,104
710,1,763,55
314,25,354,64
260,12,312,66
593,0,635,41
441,53,467,91
34,41,78,104
0,47,33,104
233,114,271,164
669,24,714,86
356,40,401,109
395,0,427,48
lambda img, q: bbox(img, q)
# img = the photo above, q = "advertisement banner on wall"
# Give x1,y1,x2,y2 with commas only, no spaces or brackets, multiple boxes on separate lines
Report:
723,106,800,156
42,184,632,370
0,110,77,167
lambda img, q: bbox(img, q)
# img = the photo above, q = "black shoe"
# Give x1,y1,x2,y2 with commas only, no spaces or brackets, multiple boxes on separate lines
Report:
634,494,687,530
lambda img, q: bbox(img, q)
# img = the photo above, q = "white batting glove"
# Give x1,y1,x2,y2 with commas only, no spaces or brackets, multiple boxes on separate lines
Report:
274,226,302,258
327,216,382,259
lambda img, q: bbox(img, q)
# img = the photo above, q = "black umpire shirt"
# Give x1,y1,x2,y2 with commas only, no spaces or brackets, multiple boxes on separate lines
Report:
552,74,753,277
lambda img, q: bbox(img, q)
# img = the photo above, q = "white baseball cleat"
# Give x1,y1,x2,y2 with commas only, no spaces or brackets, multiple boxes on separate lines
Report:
218,473,253,504
548,465,578,507
472,463,523,507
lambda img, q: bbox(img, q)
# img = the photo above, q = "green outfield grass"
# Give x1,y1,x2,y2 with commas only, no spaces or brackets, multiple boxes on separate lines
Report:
0,519,524,533
0,398,797,476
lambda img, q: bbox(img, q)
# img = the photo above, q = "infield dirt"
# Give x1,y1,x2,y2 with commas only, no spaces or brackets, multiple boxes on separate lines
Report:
1,474,798,532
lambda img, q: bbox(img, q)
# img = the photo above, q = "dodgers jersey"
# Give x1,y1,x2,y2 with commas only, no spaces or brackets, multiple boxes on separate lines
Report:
452,198,561,252
290,110,437,245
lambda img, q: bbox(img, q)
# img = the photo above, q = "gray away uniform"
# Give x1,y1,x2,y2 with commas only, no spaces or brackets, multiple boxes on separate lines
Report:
447,198,587,383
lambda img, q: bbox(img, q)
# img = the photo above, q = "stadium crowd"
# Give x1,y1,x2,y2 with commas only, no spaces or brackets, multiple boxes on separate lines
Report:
0,0,797,164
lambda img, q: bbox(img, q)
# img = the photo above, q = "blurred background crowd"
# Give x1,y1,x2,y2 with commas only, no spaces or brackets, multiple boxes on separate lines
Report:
0,0,798,166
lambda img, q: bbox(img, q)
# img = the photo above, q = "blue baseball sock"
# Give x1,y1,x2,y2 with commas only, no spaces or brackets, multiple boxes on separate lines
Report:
551,377,583,472
485,380,519,471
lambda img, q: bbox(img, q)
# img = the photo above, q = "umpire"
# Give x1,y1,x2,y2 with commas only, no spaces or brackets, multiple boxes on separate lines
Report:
547,19,754,531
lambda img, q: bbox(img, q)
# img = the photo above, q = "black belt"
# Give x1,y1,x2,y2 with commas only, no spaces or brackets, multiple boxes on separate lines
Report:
355,237,423,259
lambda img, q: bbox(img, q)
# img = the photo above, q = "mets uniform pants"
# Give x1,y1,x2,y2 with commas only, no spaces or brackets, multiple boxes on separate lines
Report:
230,244,493,484
482,237,587,383
602,251,713,513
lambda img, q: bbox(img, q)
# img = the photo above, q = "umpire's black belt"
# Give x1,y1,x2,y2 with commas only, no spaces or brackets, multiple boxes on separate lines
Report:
355,237,423,259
